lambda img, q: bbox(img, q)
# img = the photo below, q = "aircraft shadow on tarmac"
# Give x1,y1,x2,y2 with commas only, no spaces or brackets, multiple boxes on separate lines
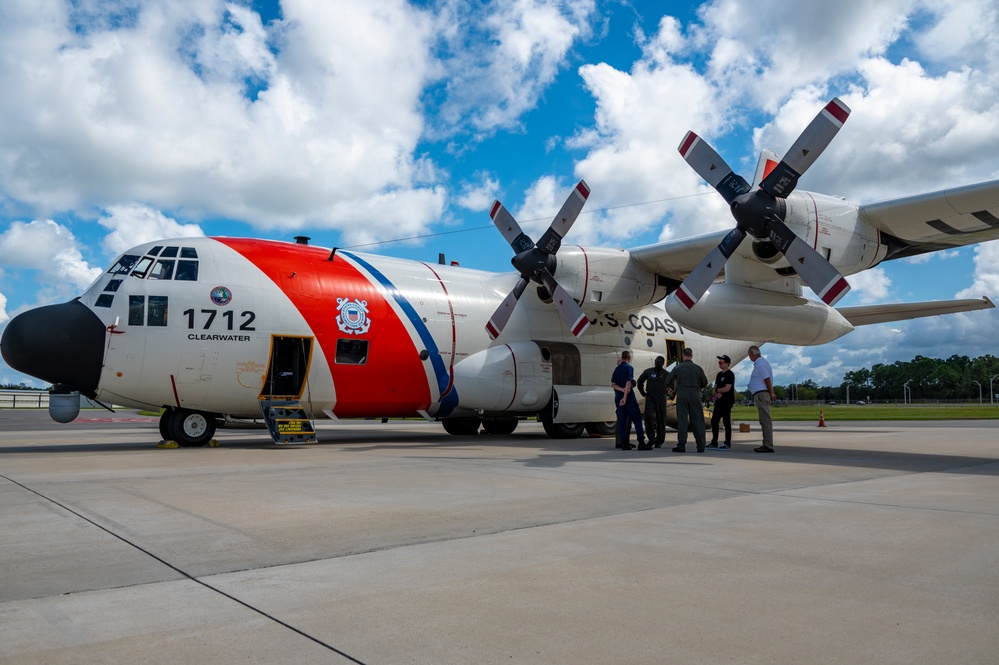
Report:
2,424,996,477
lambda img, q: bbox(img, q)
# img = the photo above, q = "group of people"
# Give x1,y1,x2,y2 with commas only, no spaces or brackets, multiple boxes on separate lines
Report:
610,345,776,454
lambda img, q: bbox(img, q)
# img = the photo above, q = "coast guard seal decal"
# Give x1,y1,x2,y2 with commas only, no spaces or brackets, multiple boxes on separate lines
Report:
336,298,371,335
210,286,232,306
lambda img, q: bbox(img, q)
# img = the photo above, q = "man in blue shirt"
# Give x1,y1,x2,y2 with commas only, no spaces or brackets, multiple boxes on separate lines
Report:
747,345,776,453
611,351,648,450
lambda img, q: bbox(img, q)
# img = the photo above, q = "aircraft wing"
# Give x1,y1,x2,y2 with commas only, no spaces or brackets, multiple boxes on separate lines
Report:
628,229,730,281
837,296,994,327
860,178,999,260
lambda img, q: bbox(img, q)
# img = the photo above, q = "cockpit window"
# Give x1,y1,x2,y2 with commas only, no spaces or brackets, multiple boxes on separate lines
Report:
175,260,199,281
110,246,199,281
129,296,145,326
103,279,122,292
147,296,168,326
130,256,154,278
148,259,175,280
108,254,140,275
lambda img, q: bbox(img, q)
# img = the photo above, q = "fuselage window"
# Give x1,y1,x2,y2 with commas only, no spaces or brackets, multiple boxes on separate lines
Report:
175,260,199,281
130,256,154,279
160,246,179,258
129,296,145,326
180,247,198,258
335,339,368,364
95,294,114,308
109,254,140,275
148,259,175,280
147,296,169,326
103,279,122,292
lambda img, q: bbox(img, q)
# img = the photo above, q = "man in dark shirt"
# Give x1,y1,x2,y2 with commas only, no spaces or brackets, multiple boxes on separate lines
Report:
665,347,708,453
637,355,668,448
708,355,736,449
611,350,648,450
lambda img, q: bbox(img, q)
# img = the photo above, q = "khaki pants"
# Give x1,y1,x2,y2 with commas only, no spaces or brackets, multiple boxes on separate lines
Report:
753,391,773,447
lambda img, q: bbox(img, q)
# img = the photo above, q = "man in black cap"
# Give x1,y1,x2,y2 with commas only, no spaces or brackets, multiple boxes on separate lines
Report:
637,355,669,448
708,354,736,449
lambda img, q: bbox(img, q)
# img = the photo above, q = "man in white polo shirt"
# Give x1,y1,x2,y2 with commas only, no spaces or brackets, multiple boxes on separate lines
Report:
747,345,776,453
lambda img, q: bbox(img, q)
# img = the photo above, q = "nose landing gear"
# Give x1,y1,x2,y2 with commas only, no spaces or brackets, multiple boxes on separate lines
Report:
159,407,218,447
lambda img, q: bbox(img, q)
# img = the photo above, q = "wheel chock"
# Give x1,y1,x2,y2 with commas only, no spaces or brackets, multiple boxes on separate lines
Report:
157,440,179,449
208,439,220,447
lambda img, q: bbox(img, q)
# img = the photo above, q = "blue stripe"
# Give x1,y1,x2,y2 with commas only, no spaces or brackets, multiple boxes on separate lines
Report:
344,253,459,416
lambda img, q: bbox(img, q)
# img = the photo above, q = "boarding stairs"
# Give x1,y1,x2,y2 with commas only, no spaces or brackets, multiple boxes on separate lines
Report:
258,399,317,444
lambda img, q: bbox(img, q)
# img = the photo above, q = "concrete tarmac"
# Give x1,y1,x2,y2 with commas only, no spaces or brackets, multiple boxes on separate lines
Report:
1,409,997,664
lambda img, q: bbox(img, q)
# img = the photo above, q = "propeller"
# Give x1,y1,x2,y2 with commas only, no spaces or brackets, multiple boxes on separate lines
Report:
485,180,592,339
670,97,852,311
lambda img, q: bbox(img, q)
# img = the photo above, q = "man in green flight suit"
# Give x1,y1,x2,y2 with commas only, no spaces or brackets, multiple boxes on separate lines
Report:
665,347,708,453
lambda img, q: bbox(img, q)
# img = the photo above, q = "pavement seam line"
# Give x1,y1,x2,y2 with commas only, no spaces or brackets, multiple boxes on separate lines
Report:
0,472,368,665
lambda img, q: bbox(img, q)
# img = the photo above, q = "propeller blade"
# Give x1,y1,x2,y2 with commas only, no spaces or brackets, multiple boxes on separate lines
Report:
678,131,752,204
485,277,530,340
767,219,851,305
540,272,590,337
536,180,591,254
669,227,747,311
489,201,534,254
759,97,851,198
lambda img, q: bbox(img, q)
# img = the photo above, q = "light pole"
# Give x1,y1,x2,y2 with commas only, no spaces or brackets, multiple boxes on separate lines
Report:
991,374,999,406
903,379,912,405
973,380,982,404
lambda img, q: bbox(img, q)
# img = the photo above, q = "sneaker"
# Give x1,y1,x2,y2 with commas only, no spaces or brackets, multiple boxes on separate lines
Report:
671,446,686,453
718,444,731,450
706,443,718,448
754,445,774,453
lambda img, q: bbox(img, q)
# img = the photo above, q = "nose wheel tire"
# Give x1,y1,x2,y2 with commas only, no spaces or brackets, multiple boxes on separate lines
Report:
162,408,217,447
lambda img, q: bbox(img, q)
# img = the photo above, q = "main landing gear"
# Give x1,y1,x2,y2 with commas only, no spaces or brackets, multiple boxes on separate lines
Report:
159,407,217,447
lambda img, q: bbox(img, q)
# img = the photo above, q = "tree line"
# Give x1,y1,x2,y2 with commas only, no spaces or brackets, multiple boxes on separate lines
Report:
772,354,999,403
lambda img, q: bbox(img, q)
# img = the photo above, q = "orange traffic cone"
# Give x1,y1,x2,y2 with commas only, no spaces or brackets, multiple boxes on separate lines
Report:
818,410,827,427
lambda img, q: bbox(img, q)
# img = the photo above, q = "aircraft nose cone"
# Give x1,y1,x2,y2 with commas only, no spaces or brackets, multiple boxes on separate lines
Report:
1,300,106,396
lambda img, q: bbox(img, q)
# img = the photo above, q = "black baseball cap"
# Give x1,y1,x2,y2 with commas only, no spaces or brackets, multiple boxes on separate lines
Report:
717,355,731,363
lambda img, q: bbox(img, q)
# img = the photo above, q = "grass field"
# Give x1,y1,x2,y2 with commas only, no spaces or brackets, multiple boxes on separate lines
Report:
727,404,999,421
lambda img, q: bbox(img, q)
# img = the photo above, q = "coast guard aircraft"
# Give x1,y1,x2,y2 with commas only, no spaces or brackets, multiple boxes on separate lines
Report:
2,98,997,446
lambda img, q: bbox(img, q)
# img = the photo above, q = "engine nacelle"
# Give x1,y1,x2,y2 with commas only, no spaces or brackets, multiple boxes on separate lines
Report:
548,385,616,424
555,247,668,312
665,283,854,346
452,341,552,412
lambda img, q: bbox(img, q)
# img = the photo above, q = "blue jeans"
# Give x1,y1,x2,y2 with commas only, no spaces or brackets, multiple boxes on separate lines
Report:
617,399,645,444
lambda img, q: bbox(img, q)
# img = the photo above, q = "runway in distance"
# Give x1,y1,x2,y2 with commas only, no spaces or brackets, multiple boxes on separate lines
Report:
2,98,997,446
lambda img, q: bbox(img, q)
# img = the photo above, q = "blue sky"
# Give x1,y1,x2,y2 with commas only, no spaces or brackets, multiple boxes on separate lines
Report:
2,0,998,389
